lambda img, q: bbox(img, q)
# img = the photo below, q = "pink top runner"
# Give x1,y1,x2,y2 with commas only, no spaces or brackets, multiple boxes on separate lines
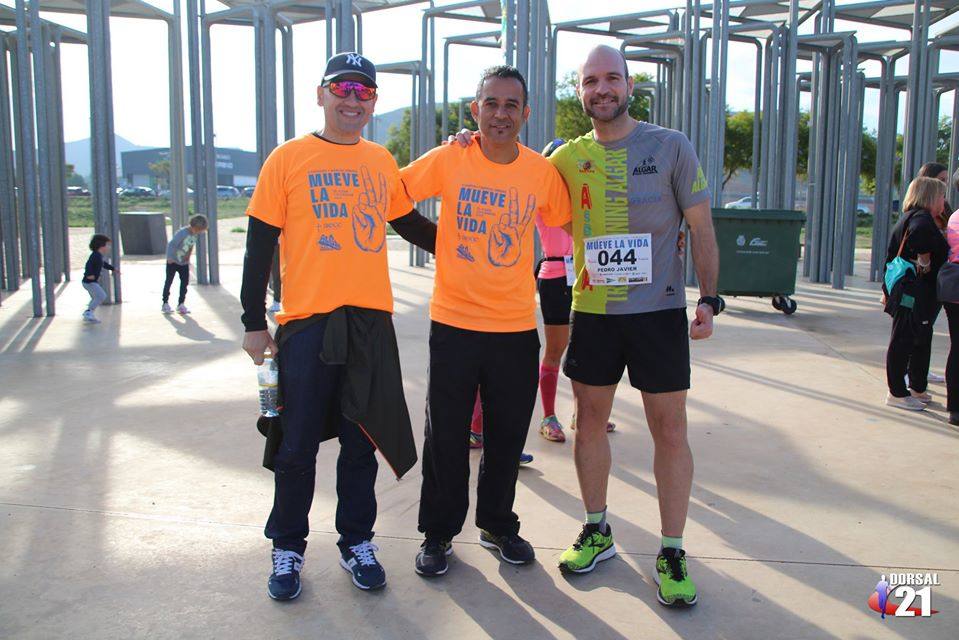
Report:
535,214,572,280
948,209,959,262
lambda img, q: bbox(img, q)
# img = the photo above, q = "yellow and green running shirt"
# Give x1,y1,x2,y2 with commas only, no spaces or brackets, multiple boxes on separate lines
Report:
548,122,710,315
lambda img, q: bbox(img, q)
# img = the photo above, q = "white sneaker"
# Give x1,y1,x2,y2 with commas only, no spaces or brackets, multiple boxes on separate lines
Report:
910,390,932,404
928,372,945,383
82,310,100,324
268,301,281,313
177,304,190,315
161,303,173,314
886,394,926,411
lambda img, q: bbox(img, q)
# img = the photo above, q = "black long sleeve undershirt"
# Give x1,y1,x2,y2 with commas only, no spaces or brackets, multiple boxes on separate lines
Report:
240,210,437,332
390,208,437,255
240,216,281,332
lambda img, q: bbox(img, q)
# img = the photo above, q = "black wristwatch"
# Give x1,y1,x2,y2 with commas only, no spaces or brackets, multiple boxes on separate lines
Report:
697,295,725,315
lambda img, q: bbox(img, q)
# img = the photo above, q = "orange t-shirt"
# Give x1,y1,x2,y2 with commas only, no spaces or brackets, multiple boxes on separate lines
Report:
247,134,412,324
400,142,572,332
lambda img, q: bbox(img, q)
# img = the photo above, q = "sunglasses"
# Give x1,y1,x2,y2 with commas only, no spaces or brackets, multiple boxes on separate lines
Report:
325,81,377,101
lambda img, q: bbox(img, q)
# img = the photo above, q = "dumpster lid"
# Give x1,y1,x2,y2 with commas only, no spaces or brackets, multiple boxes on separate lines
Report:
712,208,806,222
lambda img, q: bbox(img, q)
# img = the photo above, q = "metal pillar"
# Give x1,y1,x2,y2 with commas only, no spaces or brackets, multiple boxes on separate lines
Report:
949,85,959,208
0,37,19,291
201,12,217,284
51,30,69,284
750,39,762,204
335,0,355,53
688,1,703,155
502,0,515,65
377,60,429,266
87,0,121,304
707,0,730,207
902,0,932,183
9,39,29,282
868,51,905,282
186,0,207,283
16,1,42,316
168,2,188,232
30,2,56,314
441,31,500,143
780,1,800,210
760,27,782,209
281,23,295,141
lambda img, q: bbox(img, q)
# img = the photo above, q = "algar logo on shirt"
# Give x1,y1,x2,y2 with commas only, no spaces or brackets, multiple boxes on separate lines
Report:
633,155,658,175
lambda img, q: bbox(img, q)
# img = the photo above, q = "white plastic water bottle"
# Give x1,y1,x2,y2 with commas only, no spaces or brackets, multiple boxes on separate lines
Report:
257,357,279,417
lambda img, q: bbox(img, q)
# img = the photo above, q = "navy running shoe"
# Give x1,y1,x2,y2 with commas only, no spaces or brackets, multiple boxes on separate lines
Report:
415,539,453,577
479,530,535,565
339,541,386,590
519,452,534,465
268,549,304,601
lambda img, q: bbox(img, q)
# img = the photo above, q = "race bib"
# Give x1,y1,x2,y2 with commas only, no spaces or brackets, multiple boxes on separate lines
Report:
564,255,575,286
584,233,652,285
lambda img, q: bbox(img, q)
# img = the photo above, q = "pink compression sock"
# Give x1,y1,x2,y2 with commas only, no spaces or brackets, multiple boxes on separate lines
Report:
539,365,560,417
471,390,483,435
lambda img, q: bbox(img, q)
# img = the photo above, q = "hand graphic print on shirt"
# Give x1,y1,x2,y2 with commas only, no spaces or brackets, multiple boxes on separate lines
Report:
489,187,535,267
352,165,388,253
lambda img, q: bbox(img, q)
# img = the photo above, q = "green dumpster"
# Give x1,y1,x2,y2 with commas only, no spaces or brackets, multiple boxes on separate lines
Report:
712,208,805,314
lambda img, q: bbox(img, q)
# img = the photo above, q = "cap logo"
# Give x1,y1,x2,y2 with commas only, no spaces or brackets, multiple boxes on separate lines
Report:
346,53,363,67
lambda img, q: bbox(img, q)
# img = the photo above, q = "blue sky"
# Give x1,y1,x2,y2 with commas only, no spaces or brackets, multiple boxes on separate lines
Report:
3,0,958,150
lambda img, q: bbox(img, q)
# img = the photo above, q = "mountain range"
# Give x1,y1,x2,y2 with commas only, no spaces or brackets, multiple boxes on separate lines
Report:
64,134,148,179
64,108,407,180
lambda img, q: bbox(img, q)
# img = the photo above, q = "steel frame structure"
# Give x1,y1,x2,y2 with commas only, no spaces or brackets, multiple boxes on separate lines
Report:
5,0,959,315
0,7,84,311
2,0,187,315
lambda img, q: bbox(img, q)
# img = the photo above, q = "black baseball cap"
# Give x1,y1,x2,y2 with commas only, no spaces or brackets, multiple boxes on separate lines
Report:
322,52,377,88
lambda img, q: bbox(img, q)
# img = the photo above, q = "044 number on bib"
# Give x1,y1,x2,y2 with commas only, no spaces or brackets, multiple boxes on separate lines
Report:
583,233,652,285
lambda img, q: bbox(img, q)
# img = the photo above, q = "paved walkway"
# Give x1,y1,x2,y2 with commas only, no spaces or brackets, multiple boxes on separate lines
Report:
1,235,957,639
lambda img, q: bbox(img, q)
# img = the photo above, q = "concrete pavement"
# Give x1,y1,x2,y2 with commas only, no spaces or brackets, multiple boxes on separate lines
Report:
0,233,957,639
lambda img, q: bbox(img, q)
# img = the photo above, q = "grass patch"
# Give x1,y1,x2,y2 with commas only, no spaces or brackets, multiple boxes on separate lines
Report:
799,214,876,250
68,196,251,227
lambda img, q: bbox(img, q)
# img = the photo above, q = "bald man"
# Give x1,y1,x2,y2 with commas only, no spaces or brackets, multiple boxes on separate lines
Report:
547,45,721,608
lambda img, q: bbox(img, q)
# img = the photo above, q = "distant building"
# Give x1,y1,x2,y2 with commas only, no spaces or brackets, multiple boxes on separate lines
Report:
120,147,259,189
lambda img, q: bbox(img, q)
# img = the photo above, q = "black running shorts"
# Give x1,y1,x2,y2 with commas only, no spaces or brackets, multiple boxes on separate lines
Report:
537,276,572,326
563,308,690,393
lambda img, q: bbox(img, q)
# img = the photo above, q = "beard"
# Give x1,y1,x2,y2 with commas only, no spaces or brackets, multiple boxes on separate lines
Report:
584,96,629,123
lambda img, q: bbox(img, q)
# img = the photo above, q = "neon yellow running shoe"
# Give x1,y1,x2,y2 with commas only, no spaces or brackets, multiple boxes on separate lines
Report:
655,547,698,606
558,524,616,574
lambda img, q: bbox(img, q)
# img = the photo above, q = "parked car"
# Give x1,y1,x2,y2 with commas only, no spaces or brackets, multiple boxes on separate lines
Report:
157,187,195,198
241,186,256,197
67,186,90,197
725,196,755,209
217,185,241,199
121,186,155,197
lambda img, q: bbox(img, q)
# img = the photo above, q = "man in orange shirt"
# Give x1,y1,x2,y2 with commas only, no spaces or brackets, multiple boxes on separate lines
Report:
241,53,436,600
400,66,572,577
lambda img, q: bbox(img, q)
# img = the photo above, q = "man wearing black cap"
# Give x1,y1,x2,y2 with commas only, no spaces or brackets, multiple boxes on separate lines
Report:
241,52,437,599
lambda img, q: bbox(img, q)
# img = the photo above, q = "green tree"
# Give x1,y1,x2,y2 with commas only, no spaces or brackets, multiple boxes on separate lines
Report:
937,115,952,166
65,163,87,188
722,110,753,187
148,159,171,191
722,109,877,191
553,70,651,141
385,105,477,167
